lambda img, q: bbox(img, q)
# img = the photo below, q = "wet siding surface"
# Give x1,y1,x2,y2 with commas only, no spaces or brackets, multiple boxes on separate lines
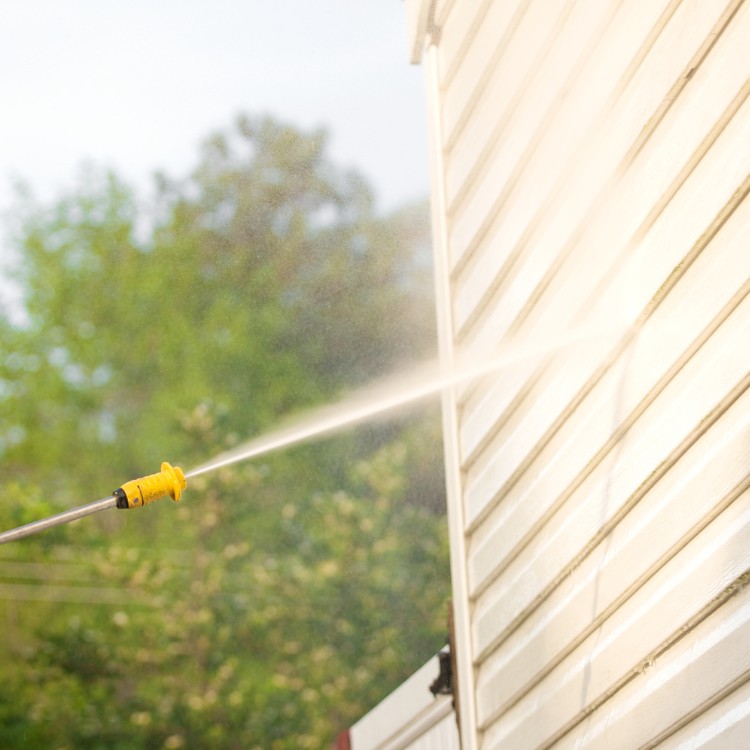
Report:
422,0,750,747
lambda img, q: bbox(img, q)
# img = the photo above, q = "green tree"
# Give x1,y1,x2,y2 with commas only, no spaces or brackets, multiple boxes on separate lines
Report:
5,116,439,496
0,115,448,748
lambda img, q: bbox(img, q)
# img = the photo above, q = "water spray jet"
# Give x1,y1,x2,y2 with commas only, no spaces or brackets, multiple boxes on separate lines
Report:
0,318,625,545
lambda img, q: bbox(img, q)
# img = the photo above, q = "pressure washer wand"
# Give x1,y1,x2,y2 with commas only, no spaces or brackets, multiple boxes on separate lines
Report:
0,495,118,545
0,462,187,545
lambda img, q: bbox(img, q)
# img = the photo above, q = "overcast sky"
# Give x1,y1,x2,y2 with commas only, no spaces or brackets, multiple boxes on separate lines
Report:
0,1,430,313
0,0,428,216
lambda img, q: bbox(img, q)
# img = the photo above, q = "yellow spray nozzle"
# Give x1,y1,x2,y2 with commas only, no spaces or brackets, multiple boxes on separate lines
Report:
114,462,187,510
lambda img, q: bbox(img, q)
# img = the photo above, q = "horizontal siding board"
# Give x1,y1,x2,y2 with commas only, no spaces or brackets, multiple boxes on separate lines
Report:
452,0,747,343
447,0,682,272
411,0,750,747
471,292,750,659
444,0,623,214
656,677,750,749
484,535,750,749
482,486,750,746
461,78,750,528
435,0,489,91
444,0,591,213
440,0,529,154
547,576,750,749
457,324,616,478
474,389,750,727
462,324,617,507
467,195,750,595
513,7,750,340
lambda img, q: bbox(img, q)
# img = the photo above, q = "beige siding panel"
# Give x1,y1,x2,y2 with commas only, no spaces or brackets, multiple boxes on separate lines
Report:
472,289,750,659
483,544,750,749
436,0,489,91
452,0,747,339
481,486,750,747
474,389,750,727
461,81,750,530
456,0,750,350
547,578,750,749
444,0,623,214
458,324,615,480
440,0,529,154
443,0,595,212
468,196,750,598
448,0,624,314
446,0,685,271
406,0,750,746
463,328,620,527
657,678,750,749
512,47,750,341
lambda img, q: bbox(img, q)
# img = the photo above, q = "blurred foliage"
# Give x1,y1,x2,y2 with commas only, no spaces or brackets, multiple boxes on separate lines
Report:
0,116,449,748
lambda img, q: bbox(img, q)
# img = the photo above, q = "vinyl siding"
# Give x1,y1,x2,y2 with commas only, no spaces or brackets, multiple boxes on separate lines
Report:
421,0,750,747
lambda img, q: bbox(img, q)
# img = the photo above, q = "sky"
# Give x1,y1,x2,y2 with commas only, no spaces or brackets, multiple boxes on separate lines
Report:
0,1,430,308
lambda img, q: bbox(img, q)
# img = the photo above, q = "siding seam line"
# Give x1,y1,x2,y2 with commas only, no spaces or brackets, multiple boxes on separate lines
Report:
442,0,534,154
448,0,685,283
468,196,750,590
437,0,493,93
470,272,750,646
478,474,750,728
541,571,750,750
461,161,750,537
639,668,750,749
473,369,750,665
444,0,587,218
456,0,746,343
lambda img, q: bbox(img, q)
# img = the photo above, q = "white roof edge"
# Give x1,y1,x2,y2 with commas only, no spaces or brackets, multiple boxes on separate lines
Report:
403,0,432,64
350,652,451,749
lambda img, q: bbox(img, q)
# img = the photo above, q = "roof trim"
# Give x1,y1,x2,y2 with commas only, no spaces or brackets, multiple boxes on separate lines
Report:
403,0,433,64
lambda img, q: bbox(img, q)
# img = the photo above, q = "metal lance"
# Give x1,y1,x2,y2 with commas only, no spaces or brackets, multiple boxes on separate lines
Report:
0,462,187,545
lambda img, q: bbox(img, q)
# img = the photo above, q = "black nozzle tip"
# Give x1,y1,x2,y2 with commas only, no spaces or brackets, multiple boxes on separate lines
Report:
114,489,129,509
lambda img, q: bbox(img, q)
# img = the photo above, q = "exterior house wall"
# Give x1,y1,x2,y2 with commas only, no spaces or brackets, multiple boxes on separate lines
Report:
365,0,750,748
